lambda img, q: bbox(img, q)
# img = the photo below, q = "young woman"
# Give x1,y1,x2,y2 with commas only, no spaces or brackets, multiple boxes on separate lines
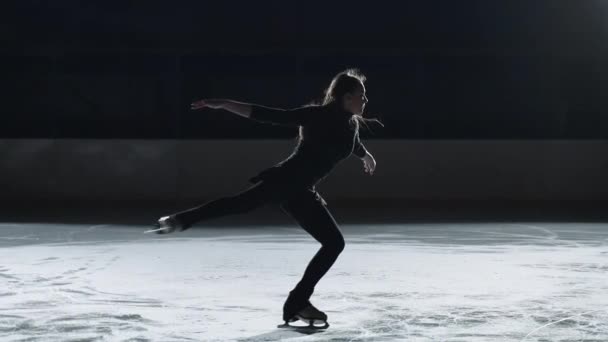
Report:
153,68,382,327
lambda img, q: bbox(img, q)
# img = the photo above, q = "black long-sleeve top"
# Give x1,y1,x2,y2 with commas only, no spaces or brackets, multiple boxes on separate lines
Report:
247,104,369,188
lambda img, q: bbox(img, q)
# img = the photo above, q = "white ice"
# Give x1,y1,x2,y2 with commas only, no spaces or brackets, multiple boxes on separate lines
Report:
1,221,607,341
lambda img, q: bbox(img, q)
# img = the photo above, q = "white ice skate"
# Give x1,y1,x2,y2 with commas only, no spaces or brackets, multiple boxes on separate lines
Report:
278,303,330,330
144,215,184,234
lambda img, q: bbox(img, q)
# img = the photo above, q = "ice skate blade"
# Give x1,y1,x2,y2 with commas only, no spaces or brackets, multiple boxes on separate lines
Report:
277,319,329,330
144,224,176,234
143,227,167,234
297,315,329,326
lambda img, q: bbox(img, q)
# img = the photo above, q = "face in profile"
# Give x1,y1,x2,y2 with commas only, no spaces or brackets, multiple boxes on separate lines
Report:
345,83,368,115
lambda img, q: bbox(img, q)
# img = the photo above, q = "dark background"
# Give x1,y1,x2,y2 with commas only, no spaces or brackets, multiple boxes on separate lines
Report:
2,0,608,139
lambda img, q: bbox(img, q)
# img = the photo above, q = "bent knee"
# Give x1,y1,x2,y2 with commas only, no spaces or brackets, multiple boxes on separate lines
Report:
324,235,345,254
336,239,345,253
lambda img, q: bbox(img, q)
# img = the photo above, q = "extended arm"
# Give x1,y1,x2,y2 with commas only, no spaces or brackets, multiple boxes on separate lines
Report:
191,99,316,127
191,99,252,118
248,104,317,127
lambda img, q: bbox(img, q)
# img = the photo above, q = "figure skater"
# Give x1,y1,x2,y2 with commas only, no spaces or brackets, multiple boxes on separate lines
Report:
153,68,382,328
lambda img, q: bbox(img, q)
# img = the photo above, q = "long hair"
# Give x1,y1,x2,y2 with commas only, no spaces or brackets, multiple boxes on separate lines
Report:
316,68,384,133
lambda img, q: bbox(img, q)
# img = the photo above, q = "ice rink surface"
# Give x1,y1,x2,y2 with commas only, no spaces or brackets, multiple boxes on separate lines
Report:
1,221,607,341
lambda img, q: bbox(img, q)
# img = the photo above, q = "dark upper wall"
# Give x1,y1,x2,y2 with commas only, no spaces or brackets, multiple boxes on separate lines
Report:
2,0,608,139
5,1,608,51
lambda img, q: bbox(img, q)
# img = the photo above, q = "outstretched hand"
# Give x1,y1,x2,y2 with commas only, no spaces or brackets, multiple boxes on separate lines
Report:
190,99,225,110
362,153,376,175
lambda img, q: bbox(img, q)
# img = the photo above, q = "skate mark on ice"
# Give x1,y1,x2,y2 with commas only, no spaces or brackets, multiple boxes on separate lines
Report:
237,325,327,341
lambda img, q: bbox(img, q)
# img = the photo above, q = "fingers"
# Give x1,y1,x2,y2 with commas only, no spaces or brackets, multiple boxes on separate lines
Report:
364,161,376,175
363,162,375,175
190,100,207,110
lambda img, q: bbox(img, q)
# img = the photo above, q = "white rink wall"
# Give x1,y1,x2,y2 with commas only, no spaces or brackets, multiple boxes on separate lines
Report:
1,139,608,202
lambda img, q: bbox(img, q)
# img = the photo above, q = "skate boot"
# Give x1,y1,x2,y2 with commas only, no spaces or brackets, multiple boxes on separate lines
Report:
295,301,329,328
282,290,309,323
280,291,329,329
151,215,185,234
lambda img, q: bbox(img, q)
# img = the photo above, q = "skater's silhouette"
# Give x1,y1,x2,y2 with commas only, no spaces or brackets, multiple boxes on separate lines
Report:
155,68,382,326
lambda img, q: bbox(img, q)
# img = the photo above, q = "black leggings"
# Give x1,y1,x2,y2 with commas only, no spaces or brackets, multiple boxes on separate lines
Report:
171,180,345,301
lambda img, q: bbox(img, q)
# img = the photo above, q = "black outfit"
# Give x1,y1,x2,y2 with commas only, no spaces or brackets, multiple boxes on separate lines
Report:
171,103,369,321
